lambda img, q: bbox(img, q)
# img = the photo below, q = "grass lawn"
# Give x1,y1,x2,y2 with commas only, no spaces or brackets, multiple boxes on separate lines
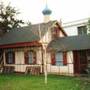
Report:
0,74,90,90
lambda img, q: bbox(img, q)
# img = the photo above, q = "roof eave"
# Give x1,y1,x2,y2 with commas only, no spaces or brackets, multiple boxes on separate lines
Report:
0,41,42,49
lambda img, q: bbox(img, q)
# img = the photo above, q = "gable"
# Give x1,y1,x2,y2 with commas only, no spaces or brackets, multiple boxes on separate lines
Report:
51,22,67,39
30,20,67,40
39,21,67,44
30,21,57,38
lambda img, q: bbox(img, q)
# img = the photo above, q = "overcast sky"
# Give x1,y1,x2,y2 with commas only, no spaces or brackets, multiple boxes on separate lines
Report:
1,0,90,24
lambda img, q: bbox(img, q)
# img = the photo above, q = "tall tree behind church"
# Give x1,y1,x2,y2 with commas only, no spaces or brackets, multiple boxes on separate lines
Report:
0,2,24,34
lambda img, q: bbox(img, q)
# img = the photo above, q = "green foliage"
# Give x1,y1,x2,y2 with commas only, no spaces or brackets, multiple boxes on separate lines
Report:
0,2,24,33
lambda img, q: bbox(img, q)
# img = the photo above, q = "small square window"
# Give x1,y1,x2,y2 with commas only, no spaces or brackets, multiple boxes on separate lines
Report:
77,26,87,35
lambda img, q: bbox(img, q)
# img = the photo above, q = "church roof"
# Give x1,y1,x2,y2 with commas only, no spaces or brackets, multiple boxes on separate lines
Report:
0,27,40,46
0,20,65,48
48,35,90,52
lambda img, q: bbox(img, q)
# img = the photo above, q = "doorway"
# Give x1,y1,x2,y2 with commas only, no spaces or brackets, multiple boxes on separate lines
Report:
73,50,88,74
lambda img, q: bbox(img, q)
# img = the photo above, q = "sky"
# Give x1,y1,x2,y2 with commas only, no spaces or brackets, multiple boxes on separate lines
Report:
1,0,90,24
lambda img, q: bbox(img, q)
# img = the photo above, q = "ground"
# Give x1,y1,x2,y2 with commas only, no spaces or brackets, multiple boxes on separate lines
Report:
0,74,90,90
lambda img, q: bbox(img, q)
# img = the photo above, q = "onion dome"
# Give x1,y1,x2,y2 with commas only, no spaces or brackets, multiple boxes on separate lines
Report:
42,5,52,15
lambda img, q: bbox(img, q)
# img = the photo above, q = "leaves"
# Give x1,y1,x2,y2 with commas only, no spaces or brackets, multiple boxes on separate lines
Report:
0,2,24,33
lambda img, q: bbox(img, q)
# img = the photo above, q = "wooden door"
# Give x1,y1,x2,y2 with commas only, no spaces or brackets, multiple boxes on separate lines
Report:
73,50,88,74
73,51,80,74
79,50,87,74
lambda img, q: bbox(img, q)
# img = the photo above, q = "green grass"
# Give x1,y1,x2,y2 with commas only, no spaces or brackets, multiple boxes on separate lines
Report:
0,74,90,90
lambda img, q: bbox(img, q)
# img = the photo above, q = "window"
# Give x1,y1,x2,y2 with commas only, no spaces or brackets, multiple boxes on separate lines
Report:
56,52,63,66
77,26,87,35
51,27,60,39
24,50,36,64
28,52,33,64
5,51,15,64
51,52,67,66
